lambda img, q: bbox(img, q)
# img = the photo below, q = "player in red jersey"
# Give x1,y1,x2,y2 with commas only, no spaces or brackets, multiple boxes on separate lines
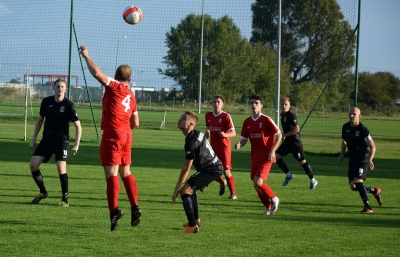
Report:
235,94,282,215
205,95,237,199
80,46,141,231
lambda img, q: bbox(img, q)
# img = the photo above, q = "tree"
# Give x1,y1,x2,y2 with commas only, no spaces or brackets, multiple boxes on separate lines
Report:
252,43,291,104
159,14,257,103
250,0,356,84
357,72,400,111
9,78,21,84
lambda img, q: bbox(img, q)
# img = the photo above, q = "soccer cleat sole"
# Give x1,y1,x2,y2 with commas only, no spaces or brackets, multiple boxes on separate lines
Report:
131,209,142,227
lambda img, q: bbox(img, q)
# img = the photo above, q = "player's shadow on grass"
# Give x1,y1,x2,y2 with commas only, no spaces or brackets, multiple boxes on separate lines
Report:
1,140,399,180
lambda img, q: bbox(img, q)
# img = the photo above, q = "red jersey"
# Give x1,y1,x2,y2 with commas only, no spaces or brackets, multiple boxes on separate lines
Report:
205,111,235,153
240,114,280,164
101,77,137,132
205,111,235,169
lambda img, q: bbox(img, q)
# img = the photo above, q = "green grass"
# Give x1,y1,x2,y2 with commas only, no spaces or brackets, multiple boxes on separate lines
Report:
1,126,400,256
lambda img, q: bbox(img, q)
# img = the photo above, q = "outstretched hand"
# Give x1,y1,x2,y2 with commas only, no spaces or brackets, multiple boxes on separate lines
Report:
79,46,89,58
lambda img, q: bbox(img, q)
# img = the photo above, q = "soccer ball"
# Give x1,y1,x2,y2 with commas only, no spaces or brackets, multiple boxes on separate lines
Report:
123,5,143,25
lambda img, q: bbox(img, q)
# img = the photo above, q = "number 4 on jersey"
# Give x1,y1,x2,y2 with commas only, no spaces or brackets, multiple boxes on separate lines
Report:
121,95,131,112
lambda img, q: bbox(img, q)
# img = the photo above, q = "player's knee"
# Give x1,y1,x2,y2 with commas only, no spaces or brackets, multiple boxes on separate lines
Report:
29,160,41,171
224,170,232,177
29,163,39,171
350,184,358,191
298,159,306,165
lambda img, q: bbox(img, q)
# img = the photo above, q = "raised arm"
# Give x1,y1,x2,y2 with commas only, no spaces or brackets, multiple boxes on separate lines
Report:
79,46,109,86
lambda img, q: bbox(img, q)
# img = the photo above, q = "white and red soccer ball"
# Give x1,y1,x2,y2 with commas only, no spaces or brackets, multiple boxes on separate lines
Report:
123,5,143,25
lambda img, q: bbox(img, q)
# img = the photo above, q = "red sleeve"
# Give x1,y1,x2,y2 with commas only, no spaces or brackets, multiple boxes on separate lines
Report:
240,118,249,139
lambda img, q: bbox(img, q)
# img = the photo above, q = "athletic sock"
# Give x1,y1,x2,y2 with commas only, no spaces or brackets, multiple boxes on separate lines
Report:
215,177,225,185
259,183,275,200
226,175,236,196
191,192,199,220
106,176,120,212
32,169,47,194
122,174,139,206
257,189,271,209
59,173,68,203
181,194,196,227
355,182,371,209
363,185,376,194
276,159,290,174
301,162,314,180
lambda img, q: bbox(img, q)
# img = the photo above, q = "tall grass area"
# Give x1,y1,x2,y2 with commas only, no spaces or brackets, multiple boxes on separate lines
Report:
1,122,400,256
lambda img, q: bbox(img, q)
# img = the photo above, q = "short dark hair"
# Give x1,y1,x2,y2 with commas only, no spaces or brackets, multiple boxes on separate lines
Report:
115,64,132,82
250,94,264,105
214,94,225,103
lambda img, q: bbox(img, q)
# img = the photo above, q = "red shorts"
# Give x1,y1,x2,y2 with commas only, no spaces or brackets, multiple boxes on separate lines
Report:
250,161,272,180
100,131,132,166
215,149,232,171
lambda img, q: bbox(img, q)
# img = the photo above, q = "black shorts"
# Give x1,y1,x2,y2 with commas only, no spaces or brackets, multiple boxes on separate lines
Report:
186,164,223,192
33,139,69,163
348,161,368,183
276,140,306,161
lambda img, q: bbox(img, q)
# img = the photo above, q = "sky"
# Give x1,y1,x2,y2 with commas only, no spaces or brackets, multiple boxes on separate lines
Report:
0,0,399,90
357,0,400,76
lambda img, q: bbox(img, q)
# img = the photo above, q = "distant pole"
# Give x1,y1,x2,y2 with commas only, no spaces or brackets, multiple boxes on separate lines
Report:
353,0,361,107
115,36,128,70
275,0,282,126
24,64,30,141
197,0,205,114
67,0,74,99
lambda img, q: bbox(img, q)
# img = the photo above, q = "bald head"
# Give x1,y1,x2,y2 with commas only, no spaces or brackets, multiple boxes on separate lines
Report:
348,107,361,126
350,107,360,115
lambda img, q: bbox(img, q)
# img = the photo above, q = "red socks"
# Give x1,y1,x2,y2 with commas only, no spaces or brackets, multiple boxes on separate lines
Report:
215,177,224,184
106,176,120,212
257,183,275,208
122,174,139,206
226,176,236,196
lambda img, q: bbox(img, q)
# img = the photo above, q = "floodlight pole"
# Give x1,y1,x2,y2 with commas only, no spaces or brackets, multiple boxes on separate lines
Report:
115,36,128,70
275,0,282,127
353,0,361,107
197,0,205,114
67,0,74,99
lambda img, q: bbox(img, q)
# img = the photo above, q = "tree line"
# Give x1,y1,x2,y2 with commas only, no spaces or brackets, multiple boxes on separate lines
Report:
158,0,400,113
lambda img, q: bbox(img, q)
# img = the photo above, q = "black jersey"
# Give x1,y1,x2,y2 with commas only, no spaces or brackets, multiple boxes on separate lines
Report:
39,96,79,141
342,122,371,163
281,110,302,143
185,130,222,172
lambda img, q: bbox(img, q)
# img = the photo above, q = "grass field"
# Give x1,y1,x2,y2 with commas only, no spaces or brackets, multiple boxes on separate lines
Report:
1,123,400,256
